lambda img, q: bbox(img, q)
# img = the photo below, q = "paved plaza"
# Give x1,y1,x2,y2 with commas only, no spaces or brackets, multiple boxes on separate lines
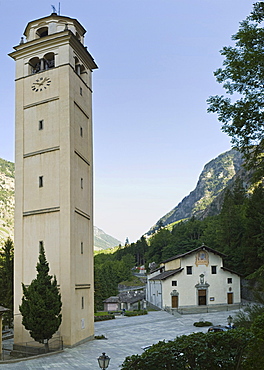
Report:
1,309,240,369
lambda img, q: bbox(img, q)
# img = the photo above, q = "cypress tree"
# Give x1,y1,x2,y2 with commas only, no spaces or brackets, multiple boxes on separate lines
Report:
19,245,62,351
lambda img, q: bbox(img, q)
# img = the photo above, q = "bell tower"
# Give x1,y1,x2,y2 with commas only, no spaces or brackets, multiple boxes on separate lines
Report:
9,13,97,346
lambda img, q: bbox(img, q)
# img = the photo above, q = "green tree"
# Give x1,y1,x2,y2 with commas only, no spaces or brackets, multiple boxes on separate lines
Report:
243,312,264,369
243,184,264,275
146,228,172,264
0,237,14,326
207,2,264,180
19,245,62,351
217,185,246,274
121,329,253,369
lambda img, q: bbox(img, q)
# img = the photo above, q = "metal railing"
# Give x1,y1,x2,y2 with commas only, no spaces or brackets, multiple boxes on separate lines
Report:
1,335,63,361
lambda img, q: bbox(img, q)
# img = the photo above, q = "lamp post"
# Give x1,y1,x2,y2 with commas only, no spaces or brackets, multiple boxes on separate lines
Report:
227,315,233,328
98,352,111,369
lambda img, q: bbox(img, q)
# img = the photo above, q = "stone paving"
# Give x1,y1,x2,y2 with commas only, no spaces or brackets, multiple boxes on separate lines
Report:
1,309,240,369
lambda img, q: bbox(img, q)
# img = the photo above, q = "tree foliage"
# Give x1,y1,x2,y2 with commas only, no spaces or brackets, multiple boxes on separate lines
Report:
19,245,62,348
121,329,253,369
94,250,135,311
0,237,14,326
207,1,264,180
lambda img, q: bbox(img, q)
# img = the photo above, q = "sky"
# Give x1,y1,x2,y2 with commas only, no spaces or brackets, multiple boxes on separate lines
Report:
0,0,255,244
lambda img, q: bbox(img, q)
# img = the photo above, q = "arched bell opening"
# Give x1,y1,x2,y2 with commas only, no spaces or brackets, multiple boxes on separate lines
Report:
36,26,48,38
43,52,55,70
74,57,81,75
29,57,41,74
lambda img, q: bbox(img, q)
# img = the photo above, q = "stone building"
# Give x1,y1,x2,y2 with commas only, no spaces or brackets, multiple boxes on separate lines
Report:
147,245,241,311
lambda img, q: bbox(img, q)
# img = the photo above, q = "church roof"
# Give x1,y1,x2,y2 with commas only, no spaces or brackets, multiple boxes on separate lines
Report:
162,245,227,264
149,268,183,281
221,266,242,276
24,13,86,38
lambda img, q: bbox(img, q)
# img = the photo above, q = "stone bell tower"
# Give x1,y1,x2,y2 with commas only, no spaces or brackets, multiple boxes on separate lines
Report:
9,13,97,347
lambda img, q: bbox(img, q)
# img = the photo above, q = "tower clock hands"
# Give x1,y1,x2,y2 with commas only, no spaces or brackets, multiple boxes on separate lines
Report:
31,77,51,91
33,78,48,86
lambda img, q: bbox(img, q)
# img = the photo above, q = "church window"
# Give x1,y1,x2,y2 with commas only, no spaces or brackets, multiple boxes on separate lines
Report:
39,176,43,187
36,26,48,38
186,266,192,275
172,281,177,286
39,120,44,130
227,278,232,284
211,266,217,274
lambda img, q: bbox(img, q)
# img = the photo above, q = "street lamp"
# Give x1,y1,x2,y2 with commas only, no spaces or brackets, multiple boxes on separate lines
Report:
98,352,111,369
227,315,233,328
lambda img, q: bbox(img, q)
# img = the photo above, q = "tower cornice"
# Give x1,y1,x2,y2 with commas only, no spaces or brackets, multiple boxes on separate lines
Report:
9,31,98,70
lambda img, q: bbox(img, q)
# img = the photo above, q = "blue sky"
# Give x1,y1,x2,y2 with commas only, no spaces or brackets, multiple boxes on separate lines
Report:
0,0,254,243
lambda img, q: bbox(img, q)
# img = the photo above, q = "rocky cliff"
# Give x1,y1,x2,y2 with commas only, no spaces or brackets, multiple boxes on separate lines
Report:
147,149,245,234
0,159,15,243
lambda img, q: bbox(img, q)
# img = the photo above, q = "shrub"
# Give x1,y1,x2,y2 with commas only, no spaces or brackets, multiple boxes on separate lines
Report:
95,314,115,322
193,321,212,327
94,335,107,340
121,329,253,369
124,310,148,317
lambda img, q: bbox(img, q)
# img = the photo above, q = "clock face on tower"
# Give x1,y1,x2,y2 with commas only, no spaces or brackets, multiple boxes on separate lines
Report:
31,77,51,92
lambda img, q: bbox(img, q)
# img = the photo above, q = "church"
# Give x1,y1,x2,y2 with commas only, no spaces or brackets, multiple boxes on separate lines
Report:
9,12,97,347
147,245,241,311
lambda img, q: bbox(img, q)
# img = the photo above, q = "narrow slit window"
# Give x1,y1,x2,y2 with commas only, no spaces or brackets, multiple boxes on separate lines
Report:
39,241,43,252
39,120,44,130
81,296,84,309
81,178,83,189
39,176,43,187
80,87,82,96
80,127,83,137
81,242,83,254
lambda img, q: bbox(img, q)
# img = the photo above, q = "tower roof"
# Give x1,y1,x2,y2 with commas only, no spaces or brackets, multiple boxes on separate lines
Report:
24,13,86,41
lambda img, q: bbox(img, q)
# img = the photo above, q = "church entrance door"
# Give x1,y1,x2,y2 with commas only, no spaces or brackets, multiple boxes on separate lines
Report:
198,289,206,305
171,295,178,308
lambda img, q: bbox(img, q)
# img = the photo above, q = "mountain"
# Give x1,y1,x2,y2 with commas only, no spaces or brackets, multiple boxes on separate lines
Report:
0,158,15,243
94,226,121,251
147,149,245,234
0,158,120,250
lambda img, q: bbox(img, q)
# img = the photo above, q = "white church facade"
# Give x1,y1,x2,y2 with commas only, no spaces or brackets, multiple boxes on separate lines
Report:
147,245,241,310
